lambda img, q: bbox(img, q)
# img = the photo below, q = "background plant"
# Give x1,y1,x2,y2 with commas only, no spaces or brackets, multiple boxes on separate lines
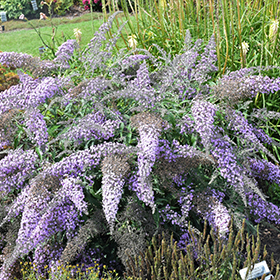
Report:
82,0,103,12
108,0,280,76
0,0,41,20
41,0,75,17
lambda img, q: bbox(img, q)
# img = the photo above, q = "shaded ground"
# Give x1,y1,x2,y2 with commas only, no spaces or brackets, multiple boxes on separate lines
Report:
259,222,280,272
53,4,90,19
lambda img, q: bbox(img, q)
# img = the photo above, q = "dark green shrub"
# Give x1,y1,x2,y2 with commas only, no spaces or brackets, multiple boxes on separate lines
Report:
41,0,75,17
0,0,41,20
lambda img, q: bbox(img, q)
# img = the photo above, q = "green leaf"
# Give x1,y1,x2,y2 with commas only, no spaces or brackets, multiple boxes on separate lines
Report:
47,125,61,137
35,146,43,161
153,208,161,228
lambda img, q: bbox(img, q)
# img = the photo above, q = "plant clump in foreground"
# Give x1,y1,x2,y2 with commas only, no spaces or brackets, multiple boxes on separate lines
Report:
125,219,280,280
0,11,280,280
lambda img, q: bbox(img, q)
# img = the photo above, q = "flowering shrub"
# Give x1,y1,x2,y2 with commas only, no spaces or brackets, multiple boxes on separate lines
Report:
82,0,102,12
0,11,280,279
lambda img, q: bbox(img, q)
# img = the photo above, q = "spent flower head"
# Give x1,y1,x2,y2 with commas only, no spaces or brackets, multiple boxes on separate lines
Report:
269,19,279,42
73,28,82,44
241,41,249,57
128,35,137,50
39,13,48,20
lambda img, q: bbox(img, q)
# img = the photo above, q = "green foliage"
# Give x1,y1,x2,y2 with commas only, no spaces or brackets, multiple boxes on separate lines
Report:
267,183,280,207
41,0,74,17
110,0,280,76
0,0,41,20
253,91,280,163
124,219,279,280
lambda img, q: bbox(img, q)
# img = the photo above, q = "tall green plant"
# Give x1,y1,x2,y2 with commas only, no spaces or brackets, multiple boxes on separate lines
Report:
105,0,280,75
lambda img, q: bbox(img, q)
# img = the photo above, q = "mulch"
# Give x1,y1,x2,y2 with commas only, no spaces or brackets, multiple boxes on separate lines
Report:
258,221,280,273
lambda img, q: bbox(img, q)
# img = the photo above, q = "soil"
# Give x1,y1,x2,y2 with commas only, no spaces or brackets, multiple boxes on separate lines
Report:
258,222,280,272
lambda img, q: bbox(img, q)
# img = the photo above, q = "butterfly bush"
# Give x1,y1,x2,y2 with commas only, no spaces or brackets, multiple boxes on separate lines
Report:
213,71,280,106
33,242,64,277
101,154,130,233
131,112,169,213
68,77,111,101
191,99,217,154
1,12,280,279
107,60,159,109
247,192,280,224
16,182,53,252
248,158,280,185
53,111,120,146
0,52,61,76
159,186,194,230
24,108,48,148
0,149,38,193
53,39,79,68
0,109,18,150
203,189,231,237
192,34,218,85
0,177,83,279
122,54,150,68
227,109,277,162
44,177,88,217
0,52,34,69
81,11,126,75
0,74,62,114
161,187,230,238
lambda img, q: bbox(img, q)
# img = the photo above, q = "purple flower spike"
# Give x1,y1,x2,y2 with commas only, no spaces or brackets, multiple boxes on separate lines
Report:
131,112,169,213
101,154,130,233
54,39,79,68
24,108,48,148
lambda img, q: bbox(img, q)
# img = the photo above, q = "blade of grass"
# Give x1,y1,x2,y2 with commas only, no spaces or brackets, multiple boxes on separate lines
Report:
236,0,244,68
221,0,229,75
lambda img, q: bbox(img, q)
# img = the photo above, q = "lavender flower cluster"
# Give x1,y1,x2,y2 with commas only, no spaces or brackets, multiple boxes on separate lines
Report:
160,187,230,238
0,149,38,193
101,154,130,233
191,99,217,154
0,52,61,77
131,112,169,212
0,74,62,114
0,52,34,69
54,111,120,146
24,108,48,148
53,39,79,68
247,192,280,224
213,72,280,105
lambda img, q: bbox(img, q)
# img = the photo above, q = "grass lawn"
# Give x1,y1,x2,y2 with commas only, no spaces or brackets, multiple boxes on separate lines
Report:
0,12,136,57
